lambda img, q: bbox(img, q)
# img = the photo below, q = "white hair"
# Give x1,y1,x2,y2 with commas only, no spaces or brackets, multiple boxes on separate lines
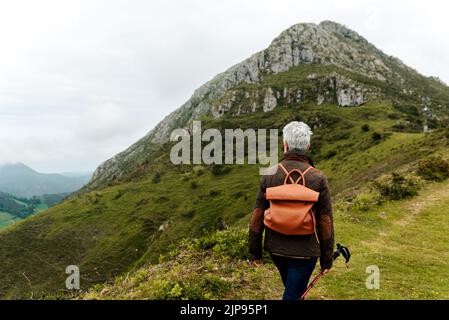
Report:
282,121,313,151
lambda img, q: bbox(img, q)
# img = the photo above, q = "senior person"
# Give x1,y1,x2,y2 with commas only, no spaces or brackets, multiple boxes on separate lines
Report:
248,121,334,300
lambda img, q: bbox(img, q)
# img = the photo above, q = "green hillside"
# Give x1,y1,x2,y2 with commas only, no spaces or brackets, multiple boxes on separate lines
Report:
1,22,449,299
82,174,449,299
1,96,449,299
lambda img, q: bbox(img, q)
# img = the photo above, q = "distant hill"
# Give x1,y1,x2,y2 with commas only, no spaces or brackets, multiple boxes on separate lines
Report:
0,163,91,198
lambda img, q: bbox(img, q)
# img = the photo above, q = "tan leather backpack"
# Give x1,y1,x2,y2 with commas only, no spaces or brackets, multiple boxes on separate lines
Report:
263,163,320,236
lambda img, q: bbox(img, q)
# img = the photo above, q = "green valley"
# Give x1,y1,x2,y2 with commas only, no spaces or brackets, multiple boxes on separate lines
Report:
0,192,68,230
0,212,21,229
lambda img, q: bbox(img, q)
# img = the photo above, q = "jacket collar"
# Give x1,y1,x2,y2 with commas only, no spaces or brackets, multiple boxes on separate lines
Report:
282,149,314,167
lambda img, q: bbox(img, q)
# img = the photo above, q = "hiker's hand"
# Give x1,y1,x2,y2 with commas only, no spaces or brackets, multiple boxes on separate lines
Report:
321,268,331,275
250,259,263,267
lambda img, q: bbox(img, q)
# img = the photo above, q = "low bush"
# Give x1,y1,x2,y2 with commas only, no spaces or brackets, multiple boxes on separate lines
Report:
113,190,123,200
192,228,249,260
361,124,370,132
352,191,383,211
209,190,220,197
371,132,382,141
417,156,449,182
155,274,231,300
372,172,419,200
211,165,232,176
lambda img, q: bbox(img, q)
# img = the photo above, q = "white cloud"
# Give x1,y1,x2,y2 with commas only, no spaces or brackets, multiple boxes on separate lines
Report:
0,0,448,172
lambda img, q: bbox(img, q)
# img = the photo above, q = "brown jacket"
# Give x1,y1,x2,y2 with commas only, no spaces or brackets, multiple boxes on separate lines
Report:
248,149,335,269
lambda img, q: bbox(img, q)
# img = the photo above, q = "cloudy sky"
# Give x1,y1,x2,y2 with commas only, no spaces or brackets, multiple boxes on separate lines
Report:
1,0,448,173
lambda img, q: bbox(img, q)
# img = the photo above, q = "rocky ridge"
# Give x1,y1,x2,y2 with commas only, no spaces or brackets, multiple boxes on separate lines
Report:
87,21,430,189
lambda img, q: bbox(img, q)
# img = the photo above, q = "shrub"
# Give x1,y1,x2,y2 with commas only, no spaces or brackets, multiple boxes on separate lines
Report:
352,191,383,211
193,228,249,260
417,156,449,182
211,165,232,176
361,124,370,132
190,181,197,189
372,173,419,200
113,190,123,200
157,275,231,300
181,210,195,218
371,132,382,141
388,113,401,120
209,190,220,197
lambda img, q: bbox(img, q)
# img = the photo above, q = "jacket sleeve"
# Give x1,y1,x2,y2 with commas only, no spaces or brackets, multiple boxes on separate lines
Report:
314,175,335,269
248,177,269,260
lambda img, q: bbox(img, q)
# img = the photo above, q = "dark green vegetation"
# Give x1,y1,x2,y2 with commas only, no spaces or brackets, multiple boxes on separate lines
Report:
0,192,36,219
0,163,90,198
417,156,449,182
372,173,419,201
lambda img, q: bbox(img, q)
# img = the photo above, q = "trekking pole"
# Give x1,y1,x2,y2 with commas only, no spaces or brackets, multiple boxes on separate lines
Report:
300,243,351,300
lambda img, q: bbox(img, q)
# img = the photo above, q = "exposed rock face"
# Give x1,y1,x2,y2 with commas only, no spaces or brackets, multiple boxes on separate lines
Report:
263,88,277,112
86,21,430,189
317,95,325,105
337,87,365,107
208,72,378,117
332,74,368,107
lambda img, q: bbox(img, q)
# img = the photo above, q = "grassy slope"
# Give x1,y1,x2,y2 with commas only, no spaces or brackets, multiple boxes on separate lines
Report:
1,64,449,299
81,173,449,300
1,101,448,299
309,178,449,299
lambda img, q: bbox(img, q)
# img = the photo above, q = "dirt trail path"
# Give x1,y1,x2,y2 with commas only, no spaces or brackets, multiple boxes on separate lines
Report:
395,179,449,227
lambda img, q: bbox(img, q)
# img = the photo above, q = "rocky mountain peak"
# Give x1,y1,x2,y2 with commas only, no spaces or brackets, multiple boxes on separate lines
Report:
319,20,365,41
86,21,437,189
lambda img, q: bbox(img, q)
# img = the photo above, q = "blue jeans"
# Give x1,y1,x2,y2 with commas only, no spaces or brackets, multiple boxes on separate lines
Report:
271,254,318,300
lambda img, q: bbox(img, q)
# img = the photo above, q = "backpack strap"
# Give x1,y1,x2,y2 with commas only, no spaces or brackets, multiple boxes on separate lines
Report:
279,163,314,186
301,166,314,186
278,163,295,184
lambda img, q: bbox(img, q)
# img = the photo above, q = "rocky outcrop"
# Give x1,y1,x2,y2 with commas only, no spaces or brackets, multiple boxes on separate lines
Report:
263,88,277,112
331,74,369,107
337,87,365,107
208,72,379,117
87,21,425,189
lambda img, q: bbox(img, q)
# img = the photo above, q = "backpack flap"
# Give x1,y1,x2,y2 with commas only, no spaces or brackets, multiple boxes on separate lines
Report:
266,184,319,202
